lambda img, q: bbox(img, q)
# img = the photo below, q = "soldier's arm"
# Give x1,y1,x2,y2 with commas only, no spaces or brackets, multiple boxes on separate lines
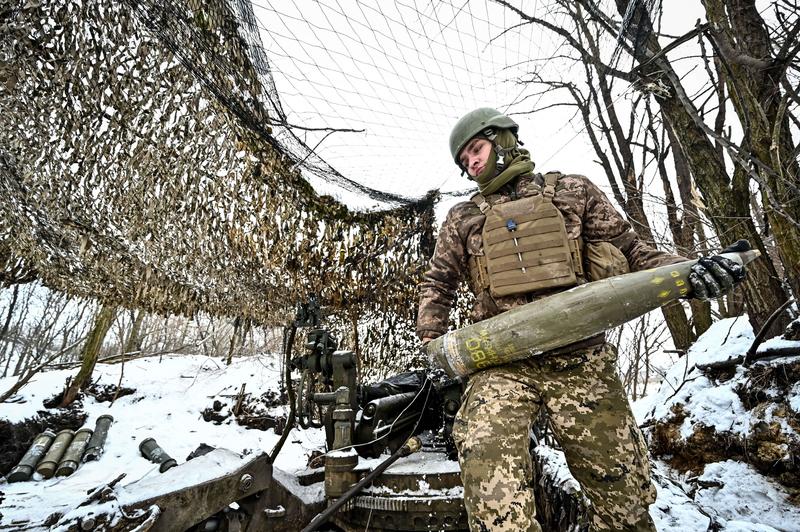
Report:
416,209,468,341
578,176,688,271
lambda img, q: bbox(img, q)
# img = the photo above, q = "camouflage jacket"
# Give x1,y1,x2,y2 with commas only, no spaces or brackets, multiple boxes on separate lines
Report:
417,173,687,340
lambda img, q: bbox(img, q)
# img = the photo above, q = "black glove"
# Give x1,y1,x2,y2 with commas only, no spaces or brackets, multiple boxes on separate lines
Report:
688,240,749,300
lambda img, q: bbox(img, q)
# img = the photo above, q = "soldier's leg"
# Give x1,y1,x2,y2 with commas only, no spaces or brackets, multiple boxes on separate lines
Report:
452,364,542,532
535,344,656,531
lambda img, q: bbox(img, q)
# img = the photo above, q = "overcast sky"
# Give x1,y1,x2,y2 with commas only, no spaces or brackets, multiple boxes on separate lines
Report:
251,0,709,214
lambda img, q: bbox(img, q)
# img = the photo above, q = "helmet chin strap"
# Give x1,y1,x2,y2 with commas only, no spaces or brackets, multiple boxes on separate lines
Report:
485,126,523,172
461,127,519,179
461,128,497,179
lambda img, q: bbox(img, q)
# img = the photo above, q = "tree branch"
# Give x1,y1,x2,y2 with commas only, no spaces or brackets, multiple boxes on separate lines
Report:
706,24,772,70
774,17,800,65
0,338,84,403
744,298,795,364
491,0,633,81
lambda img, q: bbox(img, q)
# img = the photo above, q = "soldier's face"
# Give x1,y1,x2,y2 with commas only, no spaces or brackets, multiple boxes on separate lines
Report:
459,138,492,178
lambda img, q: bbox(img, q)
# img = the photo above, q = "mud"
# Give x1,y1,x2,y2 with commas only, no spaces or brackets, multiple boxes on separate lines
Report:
201,390,286,433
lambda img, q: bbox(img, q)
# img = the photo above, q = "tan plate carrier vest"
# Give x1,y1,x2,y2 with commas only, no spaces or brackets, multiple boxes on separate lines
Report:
469,172,584,298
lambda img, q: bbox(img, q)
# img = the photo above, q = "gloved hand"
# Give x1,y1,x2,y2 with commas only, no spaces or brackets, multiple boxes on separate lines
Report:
688,240,749,300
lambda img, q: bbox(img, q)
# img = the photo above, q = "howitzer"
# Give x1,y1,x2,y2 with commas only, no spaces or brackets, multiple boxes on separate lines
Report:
427,249,761,377
353,371,462,458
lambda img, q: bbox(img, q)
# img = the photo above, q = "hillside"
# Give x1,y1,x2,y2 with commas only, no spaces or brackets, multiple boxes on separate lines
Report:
1,318,799,530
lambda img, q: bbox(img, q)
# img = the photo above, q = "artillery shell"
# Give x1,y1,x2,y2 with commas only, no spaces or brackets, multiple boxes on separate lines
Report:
56,427,93,477
139,437,177,473
82,414,113,462
7,430,56,482
36,429,74,479
428,249,761,377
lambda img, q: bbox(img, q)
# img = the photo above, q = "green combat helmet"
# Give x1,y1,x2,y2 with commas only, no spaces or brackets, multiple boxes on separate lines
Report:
449,107,518,168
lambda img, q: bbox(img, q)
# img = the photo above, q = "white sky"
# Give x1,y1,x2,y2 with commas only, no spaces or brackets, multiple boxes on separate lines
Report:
252,0,606,203
250,1,717,211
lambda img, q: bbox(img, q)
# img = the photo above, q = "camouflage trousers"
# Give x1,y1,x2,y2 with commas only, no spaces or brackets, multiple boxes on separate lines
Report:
452,343,656,531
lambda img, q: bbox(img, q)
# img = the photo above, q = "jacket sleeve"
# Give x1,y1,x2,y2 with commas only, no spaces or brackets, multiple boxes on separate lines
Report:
416,208,468,341
579,177,688,271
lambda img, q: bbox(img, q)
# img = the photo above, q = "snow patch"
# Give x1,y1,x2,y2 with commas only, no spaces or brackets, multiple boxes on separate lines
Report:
534,444,581,495
788,382,800,414
0,354,325,530
649,461,712,531
696,460,800,531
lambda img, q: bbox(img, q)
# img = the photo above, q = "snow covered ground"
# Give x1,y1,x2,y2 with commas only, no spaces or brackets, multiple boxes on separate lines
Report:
0,354,326,530
634,317,800,531
1,322,798,530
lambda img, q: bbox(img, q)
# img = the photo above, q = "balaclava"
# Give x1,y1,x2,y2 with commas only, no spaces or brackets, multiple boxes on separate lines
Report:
472,128,535,196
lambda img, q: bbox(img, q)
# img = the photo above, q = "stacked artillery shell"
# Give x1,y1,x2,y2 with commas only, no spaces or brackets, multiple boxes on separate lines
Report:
427,249,761,377
56,427,93,477
7,430,56,482
139,437,177,473
35,429,74,479
82,414,114,462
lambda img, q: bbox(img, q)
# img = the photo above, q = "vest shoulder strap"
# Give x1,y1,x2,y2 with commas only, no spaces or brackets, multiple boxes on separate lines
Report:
542,171,561,202
470,192,491,214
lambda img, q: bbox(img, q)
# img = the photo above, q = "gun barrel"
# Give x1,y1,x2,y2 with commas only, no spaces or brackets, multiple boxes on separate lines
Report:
428,249,760,377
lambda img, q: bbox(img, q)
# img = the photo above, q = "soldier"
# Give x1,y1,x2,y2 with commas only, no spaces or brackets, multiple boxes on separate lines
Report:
418,108,746,531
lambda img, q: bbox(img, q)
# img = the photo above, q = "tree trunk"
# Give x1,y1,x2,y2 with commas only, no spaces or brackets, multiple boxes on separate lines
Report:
0,285,19,342
3,289,30,378
60,303,116,407
611,0,790,336
661,301,694,351
124,309,145,356
664,123,713,339
569,15,696,351
703,0,800,300
225,316,241,365
689,299,713,338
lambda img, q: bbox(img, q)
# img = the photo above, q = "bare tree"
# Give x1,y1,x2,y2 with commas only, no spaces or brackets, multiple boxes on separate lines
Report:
499,1,699,349
1,284,33,377
494,0,796,339
602,0,796,335
60,303,116,407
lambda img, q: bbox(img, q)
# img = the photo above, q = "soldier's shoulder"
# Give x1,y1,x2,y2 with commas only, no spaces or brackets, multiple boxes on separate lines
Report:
548,172,590,186
445,199,481,222
545,172,594,195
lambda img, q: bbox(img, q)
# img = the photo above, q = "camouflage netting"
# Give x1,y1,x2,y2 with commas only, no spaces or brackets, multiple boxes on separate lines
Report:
0,0,438,372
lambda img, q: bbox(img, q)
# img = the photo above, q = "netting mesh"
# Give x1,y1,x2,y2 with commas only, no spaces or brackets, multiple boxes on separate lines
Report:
0,0,437,370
